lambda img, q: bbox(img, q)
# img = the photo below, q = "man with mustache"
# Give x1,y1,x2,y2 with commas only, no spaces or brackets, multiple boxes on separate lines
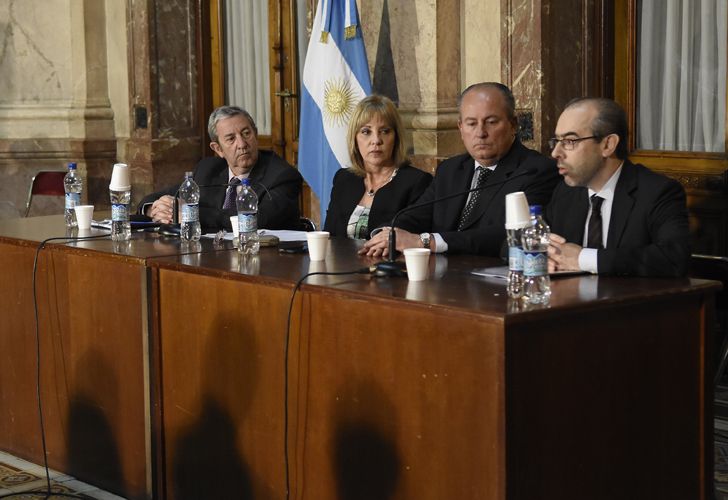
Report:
546,97,689,276
361,82,559,256
139,105,302,231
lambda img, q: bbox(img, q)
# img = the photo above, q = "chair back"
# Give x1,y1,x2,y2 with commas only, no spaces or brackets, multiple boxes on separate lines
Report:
25,171,67,217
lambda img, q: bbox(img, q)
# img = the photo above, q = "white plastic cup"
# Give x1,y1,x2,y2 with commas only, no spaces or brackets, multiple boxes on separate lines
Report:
306,231,330,261
109,163,131,191
403,248,431,281
230,215,240,241
74,205,94,230
505,191,531,229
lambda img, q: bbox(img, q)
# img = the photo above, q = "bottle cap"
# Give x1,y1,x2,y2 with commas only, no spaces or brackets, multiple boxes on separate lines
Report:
110,163,131,191
68,162,77,170
242,178,251,186
185,171,193,178
529,204,542,216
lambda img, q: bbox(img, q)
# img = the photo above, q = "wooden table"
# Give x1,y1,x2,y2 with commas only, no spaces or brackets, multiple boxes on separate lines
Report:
148,239,718,500
0,215,233,500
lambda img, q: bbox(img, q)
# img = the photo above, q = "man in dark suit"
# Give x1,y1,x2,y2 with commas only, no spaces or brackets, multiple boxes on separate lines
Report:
546,97,690,277
139,105,302,231
360,82,558,256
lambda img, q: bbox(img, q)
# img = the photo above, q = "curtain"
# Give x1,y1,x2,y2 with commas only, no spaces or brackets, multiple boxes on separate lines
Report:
638,0,727,152
225,0,271,135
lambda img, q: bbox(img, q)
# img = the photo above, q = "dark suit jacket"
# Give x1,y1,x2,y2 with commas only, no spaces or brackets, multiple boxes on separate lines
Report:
323,165,432,238
139,150,302,231
545,160,690,277
397,139,559,255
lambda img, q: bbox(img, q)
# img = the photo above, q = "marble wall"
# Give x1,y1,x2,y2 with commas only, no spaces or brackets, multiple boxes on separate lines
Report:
359,0,502,172
0,0,202,216
0,0,117,215
0,0,592,219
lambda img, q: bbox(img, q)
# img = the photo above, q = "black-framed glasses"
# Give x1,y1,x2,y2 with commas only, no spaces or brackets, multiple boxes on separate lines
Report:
548,135,602,150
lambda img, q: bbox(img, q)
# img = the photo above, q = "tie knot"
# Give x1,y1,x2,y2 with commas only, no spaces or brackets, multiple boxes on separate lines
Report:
590,194,603,210
229,177,242,187
474,166,490,185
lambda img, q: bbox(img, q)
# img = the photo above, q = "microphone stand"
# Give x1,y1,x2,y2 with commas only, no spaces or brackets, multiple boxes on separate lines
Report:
373,167,538,277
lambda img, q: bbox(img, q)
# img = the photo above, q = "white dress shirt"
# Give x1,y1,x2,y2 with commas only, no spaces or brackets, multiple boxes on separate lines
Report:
578,163,624,273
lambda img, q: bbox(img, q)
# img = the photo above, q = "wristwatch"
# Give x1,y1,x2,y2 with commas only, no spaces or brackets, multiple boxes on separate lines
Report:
420,232,431,249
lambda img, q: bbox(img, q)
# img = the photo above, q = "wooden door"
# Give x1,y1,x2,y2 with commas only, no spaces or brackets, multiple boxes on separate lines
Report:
205,0,303,166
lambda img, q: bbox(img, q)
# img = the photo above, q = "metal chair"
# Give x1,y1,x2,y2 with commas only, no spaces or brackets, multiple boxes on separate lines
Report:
298,216,317,232
24,171,67,217
690,254,728,386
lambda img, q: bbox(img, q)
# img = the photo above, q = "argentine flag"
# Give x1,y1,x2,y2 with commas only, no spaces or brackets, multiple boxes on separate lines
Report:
298,0,372,223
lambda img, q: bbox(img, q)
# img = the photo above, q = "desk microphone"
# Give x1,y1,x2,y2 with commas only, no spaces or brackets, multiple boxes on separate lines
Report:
374,167,538,276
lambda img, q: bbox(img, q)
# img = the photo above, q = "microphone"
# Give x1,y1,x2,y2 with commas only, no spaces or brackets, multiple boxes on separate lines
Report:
374,167,539,276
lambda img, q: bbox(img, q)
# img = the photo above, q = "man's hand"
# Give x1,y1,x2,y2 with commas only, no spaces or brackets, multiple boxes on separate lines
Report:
358,227,425,258
548,233,582,272
147,195,176,223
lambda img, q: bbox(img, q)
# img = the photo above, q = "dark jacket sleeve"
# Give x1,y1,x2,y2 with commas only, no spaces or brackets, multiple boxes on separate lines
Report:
252,153,302,230
138,186,177,215
325,166,433,239
598,178,690,277
438,154,558,255
194,152,302,232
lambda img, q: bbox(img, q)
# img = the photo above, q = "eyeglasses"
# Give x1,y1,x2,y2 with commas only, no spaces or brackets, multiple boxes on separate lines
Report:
548,135,601,151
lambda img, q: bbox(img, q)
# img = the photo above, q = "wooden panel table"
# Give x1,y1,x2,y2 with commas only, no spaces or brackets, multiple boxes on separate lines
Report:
0,215,233,500
149,239,718,500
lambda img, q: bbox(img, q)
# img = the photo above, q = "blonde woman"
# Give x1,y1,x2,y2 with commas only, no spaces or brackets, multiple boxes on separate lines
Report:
324,95,432,239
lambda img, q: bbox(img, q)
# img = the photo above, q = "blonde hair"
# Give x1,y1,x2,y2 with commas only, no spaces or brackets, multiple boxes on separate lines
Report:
347,95,406,176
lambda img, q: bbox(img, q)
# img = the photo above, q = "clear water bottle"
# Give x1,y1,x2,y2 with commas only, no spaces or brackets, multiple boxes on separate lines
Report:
179,171,201,241
236,178,259,255
521,205,551,304
506,226,525,299
63,162,82,227
110,188,131,241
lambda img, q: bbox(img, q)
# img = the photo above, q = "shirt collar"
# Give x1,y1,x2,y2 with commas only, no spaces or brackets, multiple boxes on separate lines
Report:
228,168,250,182
474,160,497,171
588,161,624,202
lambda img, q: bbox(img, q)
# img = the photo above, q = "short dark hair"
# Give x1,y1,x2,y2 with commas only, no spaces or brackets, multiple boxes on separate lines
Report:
458,82,517,124
207,106,258,142
565,97,629,160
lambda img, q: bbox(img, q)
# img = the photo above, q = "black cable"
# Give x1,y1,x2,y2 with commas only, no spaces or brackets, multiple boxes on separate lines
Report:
0,234,110,500
283,268,371,500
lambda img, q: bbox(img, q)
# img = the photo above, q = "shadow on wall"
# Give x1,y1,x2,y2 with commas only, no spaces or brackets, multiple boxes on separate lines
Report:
371,0,421,110
171,312,261,499
66,349,124,496
331,378,401,500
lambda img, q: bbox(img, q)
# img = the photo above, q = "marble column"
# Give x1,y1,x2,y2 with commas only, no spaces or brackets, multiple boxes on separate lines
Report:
360,0,465,174
0,0,117,214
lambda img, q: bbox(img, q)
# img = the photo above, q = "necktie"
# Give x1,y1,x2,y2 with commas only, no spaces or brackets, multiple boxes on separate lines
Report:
457,166,491,230
222,177,242,210
587,194,604,249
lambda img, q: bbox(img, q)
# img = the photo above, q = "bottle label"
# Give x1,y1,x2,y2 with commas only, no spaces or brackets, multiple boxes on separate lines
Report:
65,193,80,209
523,251,548,277
181,204,199,223
238,213,257,233
111,204,129,222
508,246,524,271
